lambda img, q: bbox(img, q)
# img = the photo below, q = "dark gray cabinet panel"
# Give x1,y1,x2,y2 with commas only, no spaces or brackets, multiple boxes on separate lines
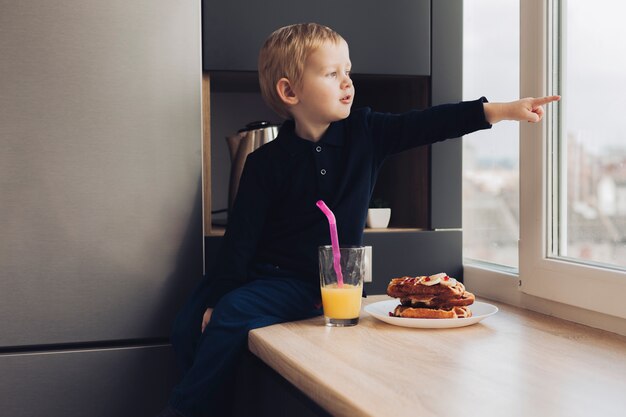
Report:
202,0,430,75
0,345,178,417
363,230,463,294
431,0,463,228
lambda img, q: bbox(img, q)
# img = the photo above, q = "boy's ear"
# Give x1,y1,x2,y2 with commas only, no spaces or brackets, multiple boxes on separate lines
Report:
276,78,299,106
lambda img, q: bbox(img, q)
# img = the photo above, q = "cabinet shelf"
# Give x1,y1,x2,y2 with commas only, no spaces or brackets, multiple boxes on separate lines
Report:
202,71,432,236
206,226,428,238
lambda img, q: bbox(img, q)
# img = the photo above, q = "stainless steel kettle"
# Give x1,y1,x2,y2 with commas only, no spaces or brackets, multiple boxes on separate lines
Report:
226,121,280,212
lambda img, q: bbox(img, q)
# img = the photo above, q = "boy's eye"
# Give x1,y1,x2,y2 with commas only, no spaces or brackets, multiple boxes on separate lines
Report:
328,72,337,78
345,70,351,77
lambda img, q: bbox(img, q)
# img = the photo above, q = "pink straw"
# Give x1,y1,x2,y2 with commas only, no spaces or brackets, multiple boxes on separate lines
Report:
316,200,344,287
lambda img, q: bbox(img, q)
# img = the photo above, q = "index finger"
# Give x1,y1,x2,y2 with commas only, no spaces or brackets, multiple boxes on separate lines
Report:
532,95,561,106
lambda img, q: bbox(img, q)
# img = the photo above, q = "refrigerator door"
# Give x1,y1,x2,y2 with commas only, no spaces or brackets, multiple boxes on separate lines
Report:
0,0,203,348
0,345,178,417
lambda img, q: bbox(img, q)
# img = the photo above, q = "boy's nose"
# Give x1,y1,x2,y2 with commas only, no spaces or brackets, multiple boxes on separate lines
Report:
341,75,352,89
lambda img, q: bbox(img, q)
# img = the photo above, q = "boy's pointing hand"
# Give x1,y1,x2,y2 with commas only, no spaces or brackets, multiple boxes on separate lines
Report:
516,95,561,123
484,95,561,124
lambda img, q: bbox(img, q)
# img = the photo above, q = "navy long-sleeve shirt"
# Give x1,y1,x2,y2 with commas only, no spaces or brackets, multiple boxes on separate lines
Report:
205,98,492,307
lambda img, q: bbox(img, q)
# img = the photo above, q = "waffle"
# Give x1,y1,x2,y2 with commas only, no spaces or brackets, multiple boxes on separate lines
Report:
392,305,472,319
386,274,475,319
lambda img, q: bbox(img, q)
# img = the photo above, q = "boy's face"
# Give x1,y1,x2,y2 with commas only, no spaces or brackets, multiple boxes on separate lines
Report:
293,39,354,125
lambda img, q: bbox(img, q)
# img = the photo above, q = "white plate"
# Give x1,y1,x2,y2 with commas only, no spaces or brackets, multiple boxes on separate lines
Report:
364,300,498,329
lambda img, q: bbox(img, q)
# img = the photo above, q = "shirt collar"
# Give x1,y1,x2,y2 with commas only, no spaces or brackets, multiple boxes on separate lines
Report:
276,119,345,156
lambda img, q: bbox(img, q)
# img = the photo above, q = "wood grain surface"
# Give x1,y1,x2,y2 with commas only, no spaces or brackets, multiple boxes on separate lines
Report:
202,72,212,235
248,295,626,417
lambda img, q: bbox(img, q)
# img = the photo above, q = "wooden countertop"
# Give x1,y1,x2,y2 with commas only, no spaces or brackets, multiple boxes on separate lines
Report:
248,295,626,417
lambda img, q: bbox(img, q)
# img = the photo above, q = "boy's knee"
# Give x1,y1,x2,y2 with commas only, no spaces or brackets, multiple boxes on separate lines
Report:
210,291,282,332
210,290,265,329
209,293,243,325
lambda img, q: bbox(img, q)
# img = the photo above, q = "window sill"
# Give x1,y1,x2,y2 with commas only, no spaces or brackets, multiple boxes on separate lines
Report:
464,262,626,336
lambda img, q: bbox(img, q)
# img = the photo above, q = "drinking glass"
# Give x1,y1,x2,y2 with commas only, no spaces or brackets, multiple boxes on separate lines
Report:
318,245,365,327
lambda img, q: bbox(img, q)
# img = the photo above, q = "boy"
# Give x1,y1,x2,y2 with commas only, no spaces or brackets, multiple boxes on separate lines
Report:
159,23,559,417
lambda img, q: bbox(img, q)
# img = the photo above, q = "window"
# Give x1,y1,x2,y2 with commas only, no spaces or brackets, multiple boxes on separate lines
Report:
550,0,626,269
462,0,520,269
520,0,626,318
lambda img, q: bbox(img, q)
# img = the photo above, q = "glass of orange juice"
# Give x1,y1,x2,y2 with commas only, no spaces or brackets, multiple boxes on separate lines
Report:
319,245,365,327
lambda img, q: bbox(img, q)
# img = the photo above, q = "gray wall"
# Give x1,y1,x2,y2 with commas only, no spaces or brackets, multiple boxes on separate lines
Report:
431,0,464,229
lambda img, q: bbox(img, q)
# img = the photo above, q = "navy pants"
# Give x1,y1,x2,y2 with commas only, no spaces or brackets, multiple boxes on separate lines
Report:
168,264,323,417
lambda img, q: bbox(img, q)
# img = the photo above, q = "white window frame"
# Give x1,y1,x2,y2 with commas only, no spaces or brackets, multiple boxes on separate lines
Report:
519,0,625,319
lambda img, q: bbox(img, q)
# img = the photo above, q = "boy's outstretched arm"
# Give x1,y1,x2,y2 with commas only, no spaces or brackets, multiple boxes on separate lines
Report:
483,95,561,124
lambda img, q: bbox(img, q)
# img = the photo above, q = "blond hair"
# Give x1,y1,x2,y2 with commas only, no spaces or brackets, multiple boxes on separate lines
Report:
258,23,344,119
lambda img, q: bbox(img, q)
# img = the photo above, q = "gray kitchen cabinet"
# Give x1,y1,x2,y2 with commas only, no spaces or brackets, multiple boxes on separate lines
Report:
0,345,178,417
202,0,430,75
0,0,203,415
1,0,203,349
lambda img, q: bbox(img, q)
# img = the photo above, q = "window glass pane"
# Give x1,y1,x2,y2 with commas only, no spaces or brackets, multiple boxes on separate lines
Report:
556,0,626,268
462,0,519,268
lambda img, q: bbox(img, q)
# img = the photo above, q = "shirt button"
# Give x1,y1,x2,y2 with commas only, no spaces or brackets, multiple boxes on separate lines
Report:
316,146,322,152
320,169,327,175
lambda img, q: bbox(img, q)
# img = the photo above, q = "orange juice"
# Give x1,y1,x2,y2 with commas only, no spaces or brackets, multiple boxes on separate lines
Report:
320,283,362,319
